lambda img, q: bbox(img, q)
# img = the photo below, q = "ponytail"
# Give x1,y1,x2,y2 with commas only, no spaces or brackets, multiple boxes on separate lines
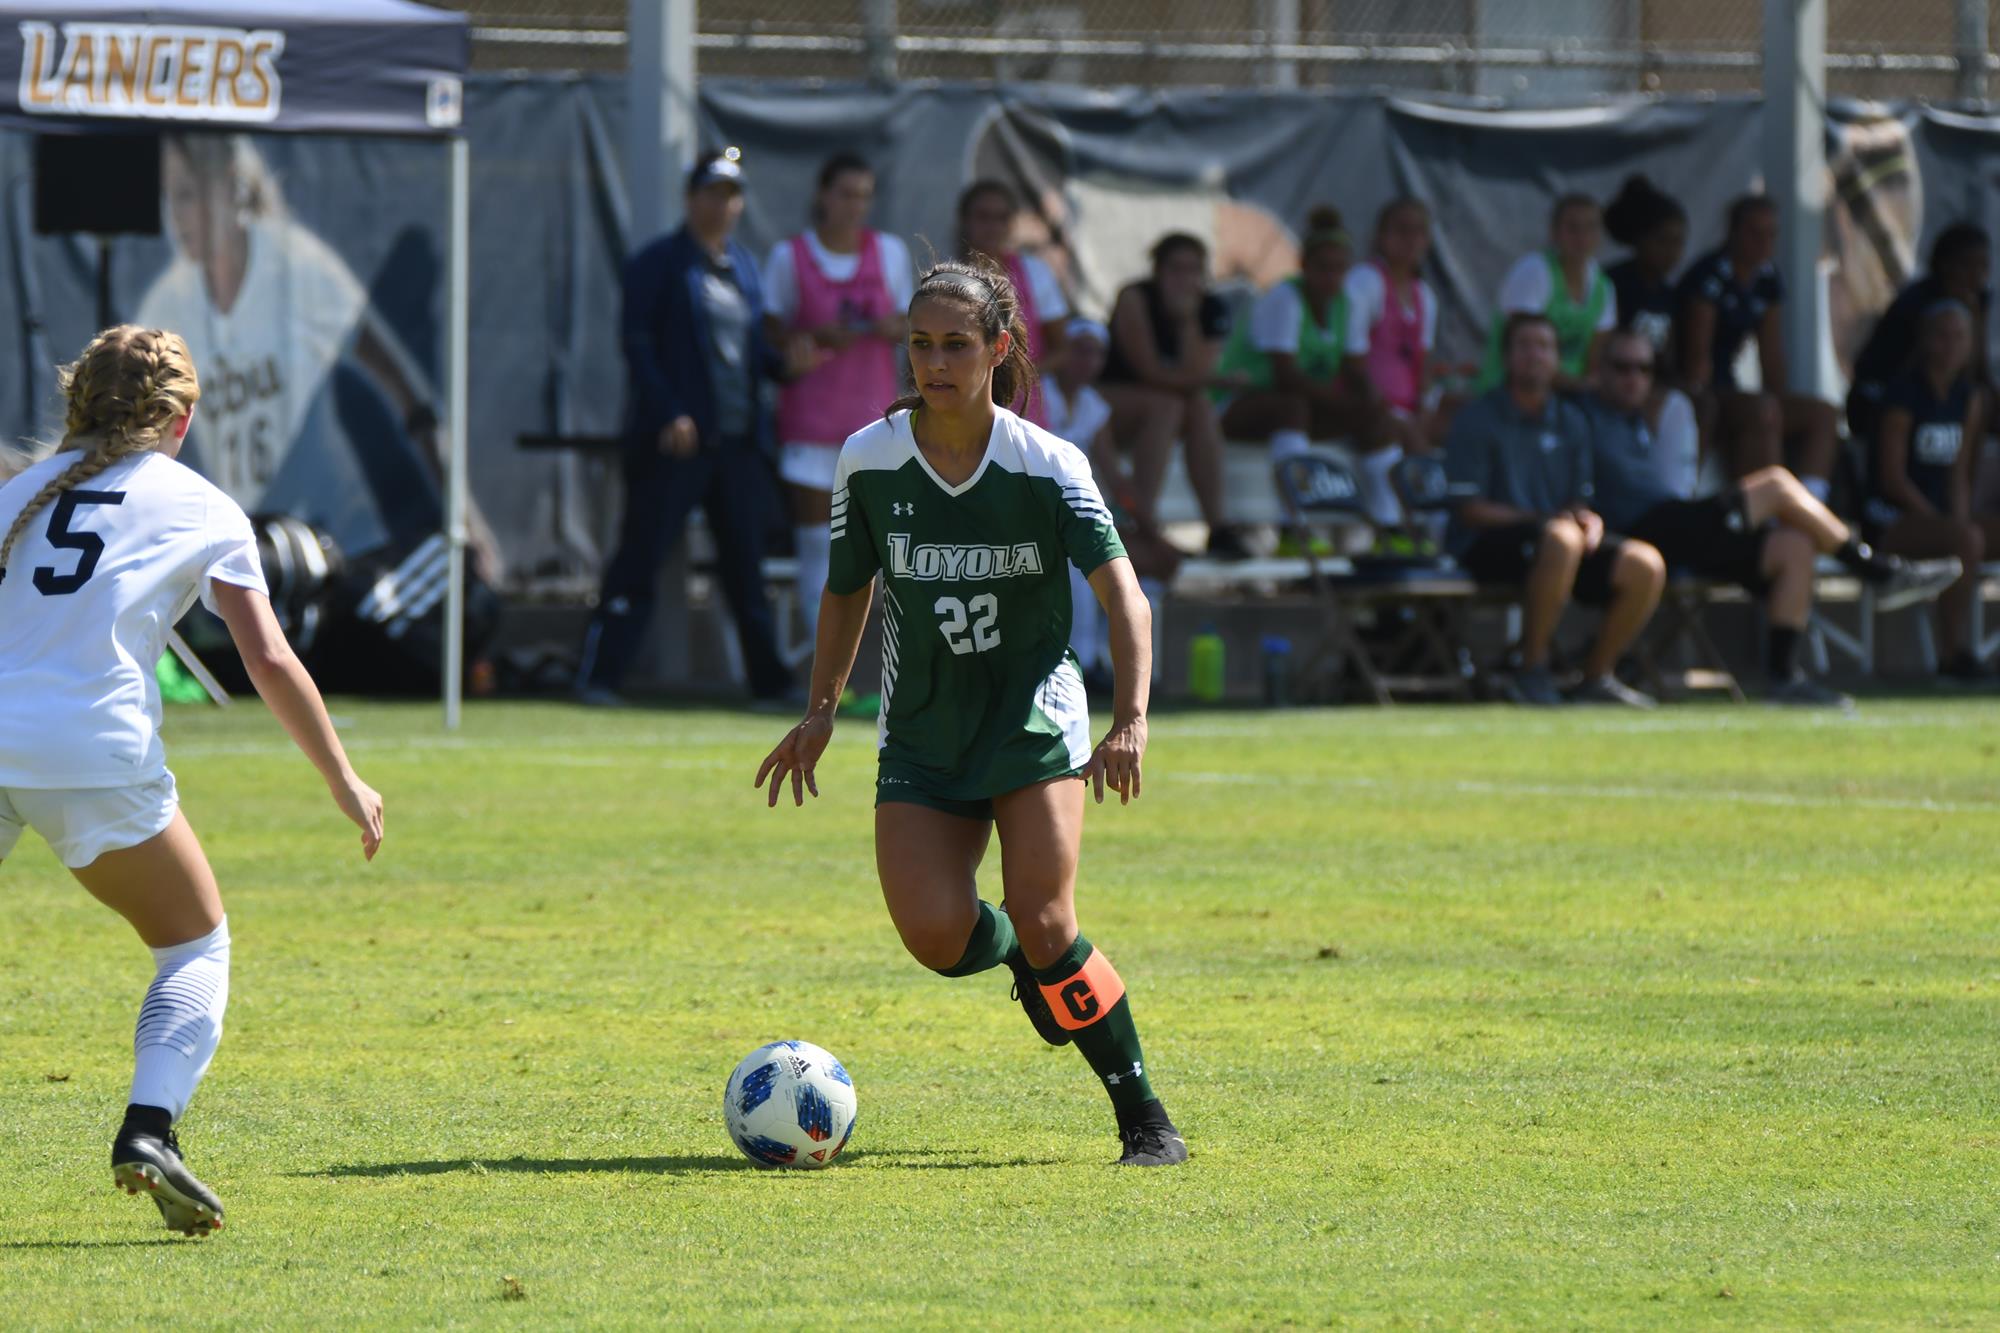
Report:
887,256,1037,417
0,326,200,586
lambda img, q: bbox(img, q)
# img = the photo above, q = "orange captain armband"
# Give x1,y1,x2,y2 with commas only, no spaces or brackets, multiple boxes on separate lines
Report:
1037,947,1127,1032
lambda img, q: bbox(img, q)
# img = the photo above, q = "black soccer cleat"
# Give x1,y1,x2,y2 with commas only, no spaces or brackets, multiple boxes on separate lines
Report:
112,1115,224,1237
1005,951,1073,1047
1115,1101,1189,1168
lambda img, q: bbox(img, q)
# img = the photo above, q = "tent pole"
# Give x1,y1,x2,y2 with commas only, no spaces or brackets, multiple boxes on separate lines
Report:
1763,0,1830,402
443,134,470,730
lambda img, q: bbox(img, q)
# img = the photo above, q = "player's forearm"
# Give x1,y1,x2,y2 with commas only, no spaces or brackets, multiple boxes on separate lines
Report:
244,648,359,790
1101,570,1152,724
806,586,874,719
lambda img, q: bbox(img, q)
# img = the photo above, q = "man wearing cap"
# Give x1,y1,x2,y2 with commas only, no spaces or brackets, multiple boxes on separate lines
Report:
580,148,811,704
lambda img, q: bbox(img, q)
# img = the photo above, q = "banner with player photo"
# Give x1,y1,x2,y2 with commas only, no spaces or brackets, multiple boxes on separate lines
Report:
3,76,2000,605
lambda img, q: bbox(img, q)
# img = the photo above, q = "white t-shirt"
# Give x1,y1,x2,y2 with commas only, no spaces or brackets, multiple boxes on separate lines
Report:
135,215,368,514
1248,281,1369,357
1016,252,1071,327
763,231,916,324
1043,379,1112,450
0,450,267,788
1655,388,1701,499
1497,252,1619,330
1343,264,1439,356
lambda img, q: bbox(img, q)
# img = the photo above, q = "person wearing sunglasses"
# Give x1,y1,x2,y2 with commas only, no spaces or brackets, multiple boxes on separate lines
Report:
1443,313,1664,708
1586,329,1954,705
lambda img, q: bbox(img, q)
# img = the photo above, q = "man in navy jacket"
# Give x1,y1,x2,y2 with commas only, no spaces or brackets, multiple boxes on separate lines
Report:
580,148,803,702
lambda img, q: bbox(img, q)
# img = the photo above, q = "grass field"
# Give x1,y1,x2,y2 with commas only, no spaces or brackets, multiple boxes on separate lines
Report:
2,698,1998,1328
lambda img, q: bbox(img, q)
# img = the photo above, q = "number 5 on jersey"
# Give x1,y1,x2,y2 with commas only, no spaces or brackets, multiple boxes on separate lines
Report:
935,593,1000,655
33,490,125,595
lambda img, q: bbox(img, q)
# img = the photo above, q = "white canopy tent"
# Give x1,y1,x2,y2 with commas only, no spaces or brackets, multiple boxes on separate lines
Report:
1,0,474,726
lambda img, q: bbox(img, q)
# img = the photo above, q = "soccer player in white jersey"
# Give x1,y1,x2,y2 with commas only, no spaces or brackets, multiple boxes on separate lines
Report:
0,327,384,1235
755,260,1185,1167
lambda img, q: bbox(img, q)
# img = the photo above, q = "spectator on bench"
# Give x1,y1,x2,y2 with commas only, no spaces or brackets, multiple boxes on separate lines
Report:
1586,329,1946,707
1849,223,1991,446
1348,197,1445,444
957,179,1069,423
1478,195,1618,395
1864,300,1996,683
1215,206,1410,534
1100,233,1251,558
1602,176,1700,479
763,152,915,641
1047,318,1179,695
1675,195,1841,493
1446,313,1665,708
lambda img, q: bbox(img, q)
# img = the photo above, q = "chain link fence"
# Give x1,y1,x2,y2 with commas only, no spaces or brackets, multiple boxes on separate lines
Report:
440,0,1995,101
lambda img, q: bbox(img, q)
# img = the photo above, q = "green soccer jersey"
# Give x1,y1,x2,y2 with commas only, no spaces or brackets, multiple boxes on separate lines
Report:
829,406,1128,801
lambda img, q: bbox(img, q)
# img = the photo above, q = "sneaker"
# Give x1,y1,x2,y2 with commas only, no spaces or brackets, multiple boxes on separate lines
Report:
1504,664,1565,706
1204,526,1254,562
1766,673,1854,710
1115,1101,1189,1167
573,684,625,708
1939,652,1996,686
1568,674,1658,709
112,1116,223,1237
837,689,881,720
1872,556,1962,613
1004,950,1071,1047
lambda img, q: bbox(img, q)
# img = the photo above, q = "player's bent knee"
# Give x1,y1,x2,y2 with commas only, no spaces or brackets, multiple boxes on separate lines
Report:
901,922,976,974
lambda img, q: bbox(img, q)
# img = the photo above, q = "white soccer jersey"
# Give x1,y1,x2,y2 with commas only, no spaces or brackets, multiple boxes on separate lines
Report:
0,449,268,788
135,215,368,512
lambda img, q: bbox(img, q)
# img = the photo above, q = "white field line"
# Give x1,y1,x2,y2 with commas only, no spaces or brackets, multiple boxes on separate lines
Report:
1177,770,2000,816
1153,708,1992,741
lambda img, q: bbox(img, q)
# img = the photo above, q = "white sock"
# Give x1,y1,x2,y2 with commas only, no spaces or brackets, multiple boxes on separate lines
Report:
794,524,831,638
1069,564,1102,669
130,918,230,1123
1801,475,1831,504
1358,445,1406,527
1270,429,1310,462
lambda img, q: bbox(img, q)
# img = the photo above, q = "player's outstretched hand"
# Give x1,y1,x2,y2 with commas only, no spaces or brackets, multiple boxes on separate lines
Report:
756,711,833,809
1084,714,1147,806
332,772,385,860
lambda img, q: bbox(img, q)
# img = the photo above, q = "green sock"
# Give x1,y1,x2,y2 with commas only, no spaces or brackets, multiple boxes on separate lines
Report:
1030,935,1156,1112
936,900,1018,978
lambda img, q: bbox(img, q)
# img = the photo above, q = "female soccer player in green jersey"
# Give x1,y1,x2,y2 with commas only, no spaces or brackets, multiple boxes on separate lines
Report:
754,258,1184,1167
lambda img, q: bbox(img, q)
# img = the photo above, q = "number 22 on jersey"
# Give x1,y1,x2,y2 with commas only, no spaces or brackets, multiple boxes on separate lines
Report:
935,593,1000,655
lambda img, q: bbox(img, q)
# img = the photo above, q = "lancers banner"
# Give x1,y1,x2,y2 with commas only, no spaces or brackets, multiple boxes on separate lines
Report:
0,1,465,135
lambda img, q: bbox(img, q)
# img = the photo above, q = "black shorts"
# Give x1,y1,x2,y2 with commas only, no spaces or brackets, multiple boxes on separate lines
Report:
1457,521,1628,606
1625,489,1770,592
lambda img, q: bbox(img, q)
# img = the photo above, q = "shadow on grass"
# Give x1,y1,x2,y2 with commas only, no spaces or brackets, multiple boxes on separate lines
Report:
0,1239,176,1250
298,1154,752,1178
298,1150,1065,1178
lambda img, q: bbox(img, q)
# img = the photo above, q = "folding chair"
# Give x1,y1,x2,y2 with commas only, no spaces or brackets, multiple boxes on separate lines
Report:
1274,454,1480,702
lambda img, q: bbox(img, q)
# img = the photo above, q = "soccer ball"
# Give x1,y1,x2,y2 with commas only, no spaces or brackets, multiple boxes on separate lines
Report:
722,1040,858,1169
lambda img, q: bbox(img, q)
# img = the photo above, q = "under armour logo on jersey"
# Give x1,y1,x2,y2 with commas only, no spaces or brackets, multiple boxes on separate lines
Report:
893,502,915,516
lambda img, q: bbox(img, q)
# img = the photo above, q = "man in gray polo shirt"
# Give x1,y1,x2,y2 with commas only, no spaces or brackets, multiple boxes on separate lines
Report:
1444,312,1665,706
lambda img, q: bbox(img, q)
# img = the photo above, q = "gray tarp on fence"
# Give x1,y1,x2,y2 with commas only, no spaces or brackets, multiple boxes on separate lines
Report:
5,77,1999,593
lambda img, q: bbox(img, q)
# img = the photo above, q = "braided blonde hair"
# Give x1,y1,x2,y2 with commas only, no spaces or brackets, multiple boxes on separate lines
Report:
0,326,200,586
